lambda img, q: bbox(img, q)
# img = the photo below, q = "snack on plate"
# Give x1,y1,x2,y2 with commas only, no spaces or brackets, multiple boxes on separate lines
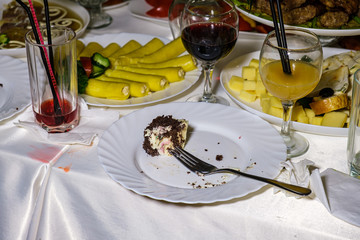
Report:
143,115,188,157
309,93,349,115
76,37,198,101
227,50,360,128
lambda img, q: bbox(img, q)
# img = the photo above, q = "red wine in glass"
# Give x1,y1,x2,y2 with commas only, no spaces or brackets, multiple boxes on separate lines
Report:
181,23,237,63
34,99,79,132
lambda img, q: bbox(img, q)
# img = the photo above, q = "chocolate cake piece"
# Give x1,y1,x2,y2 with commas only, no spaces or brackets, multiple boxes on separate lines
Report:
143,115,188,157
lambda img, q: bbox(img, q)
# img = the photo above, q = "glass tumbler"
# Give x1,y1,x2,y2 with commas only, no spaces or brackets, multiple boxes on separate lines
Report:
78,0,112,29
25,26,79,133
347,69,360,178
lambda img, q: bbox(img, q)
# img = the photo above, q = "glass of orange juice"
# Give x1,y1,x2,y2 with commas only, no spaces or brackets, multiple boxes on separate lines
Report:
259,28,323,157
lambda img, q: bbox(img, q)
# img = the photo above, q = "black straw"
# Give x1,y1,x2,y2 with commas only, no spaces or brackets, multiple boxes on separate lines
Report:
269,0,291,74
16,0,62,116
43,0,54,69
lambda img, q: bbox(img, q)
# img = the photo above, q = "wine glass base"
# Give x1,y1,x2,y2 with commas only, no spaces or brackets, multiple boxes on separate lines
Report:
88,13,112,29
187,94,230,106
285,132,309,158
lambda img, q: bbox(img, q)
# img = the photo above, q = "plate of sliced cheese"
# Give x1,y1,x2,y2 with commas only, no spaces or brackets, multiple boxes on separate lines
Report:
220,48,360,136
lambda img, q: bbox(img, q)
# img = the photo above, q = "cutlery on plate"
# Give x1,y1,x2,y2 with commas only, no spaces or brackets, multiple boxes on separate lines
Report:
170,146,312,196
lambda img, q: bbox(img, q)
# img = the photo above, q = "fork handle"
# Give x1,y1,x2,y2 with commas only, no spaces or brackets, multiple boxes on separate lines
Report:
217,168,312,196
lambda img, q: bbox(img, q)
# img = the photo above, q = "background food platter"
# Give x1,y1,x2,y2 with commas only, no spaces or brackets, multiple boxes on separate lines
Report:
237,8,360,37
220,47,350,136
79,32,200,108
0,0,89,58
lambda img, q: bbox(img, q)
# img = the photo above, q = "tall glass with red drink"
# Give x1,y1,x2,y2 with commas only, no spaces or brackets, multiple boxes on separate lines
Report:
25,26,79,133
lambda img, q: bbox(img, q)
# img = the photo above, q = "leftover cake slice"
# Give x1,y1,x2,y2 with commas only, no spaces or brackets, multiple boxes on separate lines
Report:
143,115,188,157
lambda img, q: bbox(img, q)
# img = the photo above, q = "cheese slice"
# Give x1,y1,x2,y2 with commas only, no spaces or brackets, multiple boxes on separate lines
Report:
308,66,349,97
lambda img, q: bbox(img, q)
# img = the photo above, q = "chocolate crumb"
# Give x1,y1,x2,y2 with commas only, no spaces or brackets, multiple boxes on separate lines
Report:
216,155,223,161
217,142,220,144
204,149,208,151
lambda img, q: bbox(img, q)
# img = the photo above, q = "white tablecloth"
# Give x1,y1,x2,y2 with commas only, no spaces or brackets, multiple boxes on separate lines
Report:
0,3,359,240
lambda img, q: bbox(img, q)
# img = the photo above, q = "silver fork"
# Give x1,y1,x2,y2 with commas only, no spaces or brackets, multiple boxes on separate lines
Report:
170,146,312,196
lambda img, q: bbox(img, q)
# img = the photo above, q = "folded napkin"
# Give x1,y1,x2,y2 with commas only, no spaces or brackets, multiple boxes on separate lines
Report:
14,99,119,145
274,159,315,198
311,168,360,227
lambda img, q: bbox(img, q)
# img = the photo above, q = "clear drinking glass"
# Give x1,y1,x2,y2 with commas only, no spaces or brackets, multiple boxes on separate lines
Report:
78,0,112,29
168,0,188,39
347,69,360,178
180,0,238,105
259,28,323,158
25,26,79,133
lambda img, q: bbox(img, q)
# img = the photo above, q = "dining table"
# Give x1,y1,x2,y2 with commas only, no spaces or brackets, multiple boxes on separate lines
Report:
1,1,360,240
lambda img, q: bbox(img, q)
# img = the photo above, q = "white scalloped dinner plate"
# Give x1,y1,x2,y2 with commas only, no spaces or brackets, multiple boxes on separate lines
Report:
0,55,30,121
79,33,200,107
98,102,286,204
220,47,350,136
237,8,360,37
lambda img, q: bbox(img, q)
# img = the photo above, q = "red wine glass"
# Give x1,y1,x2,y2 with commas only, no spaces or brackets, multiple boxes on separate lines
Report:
180,0,239,105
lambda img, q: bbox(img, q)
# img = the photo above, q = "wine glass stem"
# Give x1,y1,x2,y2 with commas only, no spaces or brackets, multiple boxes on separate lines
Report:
202,64,215,101
281,100,295,149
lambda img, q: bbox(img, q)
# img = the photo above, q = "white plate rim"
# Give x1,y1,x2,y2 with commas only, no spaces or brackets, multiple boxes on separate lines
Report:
237,7,360,37
78,32,200,108
103,0,129,10
0,0,89,58
128,0,169,26
220,47,351,137
0,55,30,121
97,102,287,204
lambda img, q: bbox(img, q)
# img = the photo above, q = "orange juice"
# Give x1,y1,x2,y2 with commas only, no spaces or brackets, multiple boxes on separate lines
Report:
261,60,320,101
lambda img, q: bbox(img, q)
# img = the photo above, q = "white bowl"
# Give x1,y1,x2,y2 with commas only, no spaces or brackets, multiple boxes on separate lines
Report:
0,0,89,58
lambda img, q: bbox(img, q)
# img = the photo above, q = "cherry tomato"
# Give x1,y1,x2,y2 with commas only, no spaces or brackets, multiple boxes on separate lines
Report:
80,57,92,77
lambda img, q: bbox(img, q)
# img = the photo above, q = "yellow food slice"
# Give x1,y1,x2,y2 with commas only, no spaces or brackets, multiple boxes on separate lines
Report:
76,40,85,57
228,75,244,92
138,37,186,63
321,111,348,127
309,93,349,115
248,58,259,69
239,90,256,102
268,106,283,118
79,42,104,59
99,43,121,58
255,80,266,96
114,65,185,83
96,75,149,97
242,66,257,81
109,40,142,58
243,80,256,91
116,38,165,65
310,116,323,126
132,55,197,72
270,96,282,109
104,69,168,92
85,78,130,100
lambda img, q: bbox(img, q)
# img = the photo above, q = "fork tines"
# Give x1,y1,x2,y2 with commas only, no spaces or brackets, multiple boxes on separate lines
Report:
171,146,215,174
